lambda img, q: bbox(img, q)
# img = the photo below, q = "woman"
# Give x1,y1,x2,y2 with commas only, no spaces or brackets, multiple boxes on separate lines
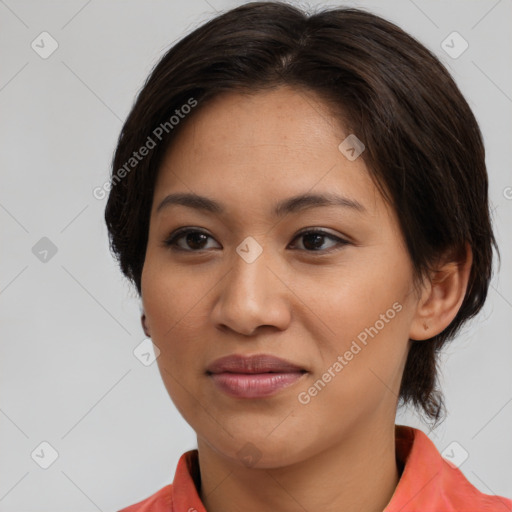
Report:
106,2,511,511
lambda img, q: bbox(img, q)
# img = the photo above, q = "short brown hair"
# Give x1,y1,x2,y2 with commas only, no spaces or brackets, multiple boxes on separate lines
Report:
105,1,498,423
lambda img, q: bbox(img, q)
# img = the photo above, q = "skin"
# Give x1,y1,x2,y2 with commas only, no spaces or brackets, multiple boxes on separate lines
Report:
140,85,472,512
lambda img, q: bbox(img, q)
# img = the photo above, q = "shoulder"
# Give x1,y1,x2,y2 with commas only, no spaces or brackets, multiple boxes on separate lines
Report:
117,484,173,512
435,455,512,511
388,426,512,512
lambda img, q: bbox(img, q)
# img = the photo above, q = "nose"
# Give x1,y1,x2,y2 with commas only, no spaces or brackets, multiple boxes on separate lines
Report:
210,246,292,336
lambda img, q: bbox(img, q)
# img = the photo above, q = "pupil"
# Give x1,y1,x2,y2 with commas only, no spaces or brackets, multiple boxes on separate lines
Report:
303,233,323,250
187,233,207,250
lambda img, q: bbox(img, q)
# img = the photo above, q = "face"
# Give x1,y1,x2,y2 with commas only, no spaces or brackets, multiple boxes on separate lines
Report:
141,86,421,468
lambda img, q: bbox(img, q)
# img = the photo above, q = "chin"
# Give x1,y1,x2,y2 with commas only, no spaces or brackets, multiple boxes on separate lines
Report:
201,429,316,470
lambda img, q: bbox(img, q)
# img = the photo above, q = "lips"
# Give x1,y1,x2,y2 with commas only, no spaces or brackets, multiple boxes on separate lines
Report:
206,353,307,398
206,353,306,375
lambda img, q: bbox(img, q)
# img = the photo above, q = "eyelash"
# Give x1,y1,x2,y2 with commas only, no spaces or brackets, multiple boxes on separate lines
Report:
162,227,350,255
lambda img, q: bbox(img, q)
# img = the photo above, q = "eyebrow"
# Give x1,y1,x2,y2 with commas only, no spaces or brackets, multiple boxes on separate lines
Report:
156,192,366,216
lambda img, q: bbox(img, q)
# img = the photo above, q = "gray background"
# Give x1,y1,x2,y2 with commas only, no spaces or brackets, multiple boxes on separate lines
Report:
0,0,511,511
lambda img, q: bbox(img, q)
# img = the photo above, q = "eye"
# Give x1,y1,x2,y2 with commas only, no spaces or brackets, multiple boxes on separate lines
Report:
162,228,350,253
163,228,219,252
289,229,349,253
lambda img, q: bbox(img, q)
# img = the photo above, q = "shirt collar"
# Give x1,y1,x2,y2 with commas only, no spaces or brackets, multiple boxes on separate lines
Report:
170,425,511,512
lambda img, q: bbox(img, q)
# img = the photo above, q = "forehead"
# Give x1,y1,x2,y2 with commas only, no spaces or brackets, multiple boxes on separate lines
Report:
153,86,383,219
162,86,346,163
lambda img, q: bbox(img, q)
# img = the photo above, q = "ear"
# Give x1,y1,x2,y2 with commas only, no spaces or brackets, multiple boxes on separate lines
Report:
141,313,151,338
409,242,472,341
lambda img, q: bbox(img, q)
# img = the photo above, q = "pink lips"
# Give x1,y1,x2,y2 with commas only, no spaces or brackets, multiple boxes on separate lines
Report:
206,353,307,398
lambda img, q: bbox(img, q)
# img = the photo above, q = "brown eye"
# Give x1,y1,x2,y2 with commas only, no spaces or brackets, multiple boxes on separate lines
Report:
290,229,349,253
163,228,219,252
163,227,349,254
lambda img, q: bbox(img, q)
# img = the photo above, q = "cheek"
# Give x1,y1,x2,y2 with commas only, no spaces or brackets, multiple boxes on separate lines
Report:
140,258,209,378
142,254,206,333
315,295,409,396
301,250,413,395
294,297,411,439
141,260,212,421
306,254,411,344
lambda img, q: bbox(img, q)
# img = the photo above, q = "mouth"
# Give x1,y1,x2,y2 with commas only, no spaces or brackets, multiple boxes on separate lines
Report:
206,353,308,398
206,353,306,374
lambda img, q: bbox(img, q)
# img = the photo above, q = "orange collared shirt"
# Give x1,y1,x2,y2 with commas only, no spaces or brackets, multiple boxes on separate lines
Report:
118,426,512,512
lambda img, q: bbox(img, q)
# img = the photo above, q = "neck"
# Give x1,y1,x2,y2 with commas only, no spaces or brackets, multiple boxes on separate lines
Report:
197,422,400,512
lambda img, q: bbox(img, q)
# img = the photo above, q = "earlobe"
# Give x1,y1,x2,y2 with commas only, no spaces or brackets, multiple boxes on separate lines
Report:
409,242,473,341
141,313,151,338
